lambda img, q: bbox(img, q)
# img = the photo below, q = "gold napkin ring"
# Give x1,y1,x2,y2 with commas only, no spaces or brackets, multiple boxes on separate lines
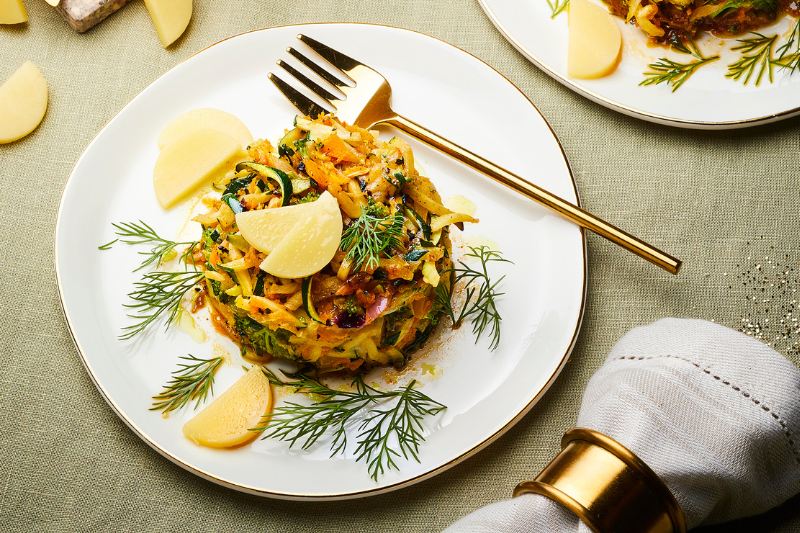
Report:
513,428,687,533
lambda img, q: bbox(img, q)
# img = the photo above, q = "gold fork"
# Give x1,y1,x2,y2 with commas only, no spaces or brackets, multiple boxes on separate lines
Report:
269,34,682,275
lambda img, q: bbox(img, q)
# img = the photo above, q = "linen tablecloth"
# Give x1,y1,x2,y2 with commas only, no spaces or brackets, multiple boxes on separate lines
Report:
2,1,798,530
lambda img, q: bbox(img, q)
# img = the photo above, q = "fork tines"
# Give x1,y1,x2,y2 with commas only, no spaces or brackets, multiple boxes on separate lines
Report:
269,34,361,119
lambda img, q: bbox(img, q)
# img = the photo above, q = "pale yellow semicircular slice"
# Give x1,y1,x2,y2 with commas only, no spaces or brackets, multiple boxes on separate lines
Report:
143,0,192,49
235,201,320,254
259,191,343,278
0,61,48,144
153,128,246,209
158,108,253,150
567,0,622,79
182,365,273,449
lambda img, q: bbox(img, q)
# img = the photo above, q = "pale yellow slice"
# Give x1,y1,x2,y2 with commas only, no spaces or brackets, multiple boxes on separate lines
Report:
182,365,273,448
0,61,47,144
143,0,192,48
568,0,622,79
235,201,319,254
0,0,27,24
153,128,246,209
157,108,253,150
43,0,58,6
259,191,343,278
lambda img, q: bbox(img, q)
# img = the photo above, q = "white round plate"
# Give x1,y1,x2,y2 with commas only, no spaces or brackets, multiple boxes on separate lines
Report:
55,23,586,499
479,0,800,128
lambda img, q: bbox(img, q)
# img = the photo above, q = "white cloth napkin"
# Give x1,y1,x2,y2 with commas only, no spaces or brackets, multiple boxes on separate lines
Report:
445,318,800,532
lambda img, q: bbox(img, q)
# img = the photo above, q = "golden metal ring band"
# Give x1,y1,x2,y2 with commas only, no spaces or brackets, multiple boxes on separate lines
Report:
513,428,687,533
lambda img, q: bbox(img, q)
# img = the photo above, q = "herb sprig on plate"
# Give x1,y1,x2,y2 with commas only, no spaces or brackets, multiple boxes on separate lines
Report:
151,355,224,413
254,369,446,480
641,38,719,92
100,222,204,340
100,221,198,271
435,246,511,351
339,203,404,272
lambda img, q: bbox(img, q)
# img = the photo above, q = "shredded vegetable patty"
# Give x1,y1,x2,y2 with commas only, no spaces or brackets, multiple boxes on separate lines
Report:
190,114,477,372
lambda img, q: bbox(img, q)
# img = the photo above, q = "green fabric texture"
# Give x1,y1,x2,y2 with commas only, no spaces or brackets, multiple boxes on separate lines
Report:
1,0,799,531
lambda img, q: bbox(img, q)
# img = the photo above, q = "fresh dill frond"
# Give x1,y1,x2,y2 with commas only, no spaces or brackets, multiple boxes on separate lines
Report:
120,270,205,340
105,221,198,271
434,246,511,351
547,0,569,18
150,355,224,413
254,369,446,480
726,33,778,86
339,204,404,271
775,18,800,74
641,38,719,92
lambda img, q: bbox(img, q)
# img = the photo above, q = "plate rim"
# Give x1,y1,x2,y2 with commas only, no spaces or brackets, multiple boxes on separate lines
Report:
477,0,800,130
54,22,588,500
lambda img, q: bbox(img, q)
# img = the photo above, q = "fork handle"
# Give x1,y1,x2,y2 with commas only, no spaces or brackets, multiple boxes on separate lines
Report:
386,115,681,275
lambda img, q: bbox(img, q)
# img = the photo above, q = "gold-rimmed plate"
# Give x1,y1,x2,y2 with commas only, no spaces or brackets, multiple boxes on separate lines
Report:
479,0,800,128
55,23,586,499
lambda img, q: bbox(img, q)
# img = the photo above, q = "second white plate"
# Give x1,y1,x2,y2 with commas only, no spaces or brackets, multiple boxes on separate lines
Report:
479,0,800,128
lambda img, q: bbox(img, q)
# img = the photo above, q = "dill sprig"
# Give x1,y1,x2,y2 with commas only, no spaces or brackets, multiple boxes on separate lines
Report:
150,355,224,413
253,369,446,480
101,220,205,340
547,0,569,18
641,38,719,92
340,204,404,271
121,270,205,340
101,221,198,271
726,33,778,86
775,18,800,74
435,246,511,351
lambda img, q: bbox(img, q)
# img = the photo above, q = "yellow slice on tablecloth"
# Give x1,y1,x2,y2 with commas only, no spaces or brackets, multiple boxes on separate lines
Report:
143,0,192,48
0,61,48,144
0,0,27,24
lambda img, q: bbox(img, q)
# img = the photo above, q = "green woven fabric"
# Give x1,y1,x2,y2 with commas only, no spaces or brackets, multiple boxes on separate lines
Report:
2,1,799,531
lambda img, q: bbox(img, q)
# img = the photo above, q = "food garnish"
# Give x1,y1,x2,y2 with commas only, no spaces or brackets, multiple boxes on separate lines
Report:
641,37,720,91
153,128,246,209
254,368,446,481
101,220,198,271
122,270,205,341
435,246,511,351
257,190,344,278
183,365,273,448
157,108,253,150
567,0,623,79
339,202,405,272
151,355,224,413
